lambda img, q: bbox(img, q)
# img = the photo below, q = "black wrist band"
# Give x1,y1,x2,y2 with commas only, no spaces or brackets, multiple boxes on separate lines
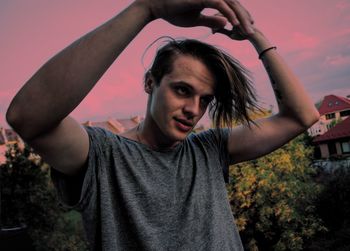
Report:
258,46,277,59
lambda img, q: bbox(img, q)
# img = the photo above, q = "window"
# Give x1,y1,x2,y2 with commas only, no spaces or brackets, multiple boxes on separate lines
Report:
328,142,337,155
341,142,350,153
340,110,350,117
335,101,340,105
325,113,335,120
328,102,333,107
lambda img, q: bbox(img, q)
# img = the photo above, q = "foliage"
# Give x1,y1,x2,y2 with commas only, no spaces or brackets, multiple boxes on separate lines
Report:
305,166,350,251
328,118,343,129
0,143,87,250
227,135,326,250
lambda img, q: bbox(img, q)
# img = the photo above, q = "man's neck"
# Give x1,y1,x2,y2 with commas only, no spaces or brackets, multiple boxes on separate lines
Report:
136,120,180,151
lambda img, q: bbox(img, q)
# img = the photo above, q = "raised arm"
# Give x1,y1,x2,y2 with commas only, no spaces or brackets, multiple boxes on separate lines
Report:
6,2,156,176
6,0,255,175
6,2,153,141
217,27,320,164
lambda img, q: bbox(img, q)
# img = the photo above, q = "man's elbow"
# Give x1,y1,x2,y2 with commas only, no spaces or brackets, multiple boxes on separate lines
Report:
6,104,19,130
300,109,320,129
6,104,32,141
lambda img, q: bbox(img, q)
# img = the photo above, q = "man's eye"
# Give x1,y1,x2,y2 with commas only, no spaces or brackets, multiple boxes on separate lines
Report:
175,86,189,96
200,96,214,106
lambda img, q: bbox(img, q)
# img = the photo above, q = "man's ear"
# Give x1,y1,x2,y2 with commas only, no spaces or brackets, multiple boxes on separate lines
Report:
144,71,155,94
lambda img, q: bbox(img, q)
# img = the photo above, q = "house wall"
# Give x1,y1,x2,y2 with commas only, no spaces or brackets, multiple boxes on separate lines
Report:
308,119,328,136
309,111,350,137
318,140,350,159
320,144,329,158
336,142,342,155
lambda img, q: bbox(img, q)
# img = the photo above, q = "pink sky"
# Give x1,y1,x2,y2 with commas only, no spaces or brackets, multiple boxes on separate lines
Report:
1,0,350,128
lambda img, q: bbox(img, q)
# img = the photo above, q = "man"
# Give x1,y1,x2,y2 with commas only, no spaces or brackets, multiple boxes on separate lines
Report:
6,0,319,250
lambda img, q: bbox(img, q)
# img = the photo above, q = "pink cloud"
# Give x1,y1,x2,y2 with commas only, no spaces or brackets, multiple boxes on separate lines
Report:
336,0,350,10
291,32,319,49
324,54,350,66
334,27,350,37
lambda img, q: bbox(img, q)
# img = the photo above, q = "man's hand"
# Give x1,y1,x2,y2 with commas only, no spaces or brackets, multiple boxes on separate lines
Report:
138,0,254,34
211,11,259,41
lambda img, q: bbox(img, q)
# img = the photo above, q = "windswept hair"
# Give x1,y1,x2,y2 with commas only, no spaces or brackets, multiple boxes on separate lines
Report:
145,37,261,128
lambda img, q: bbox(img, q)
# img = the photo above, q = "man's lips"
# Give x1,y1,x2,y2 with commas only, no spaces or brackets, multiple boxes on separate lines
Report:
174,118,194,127
174,118,194,132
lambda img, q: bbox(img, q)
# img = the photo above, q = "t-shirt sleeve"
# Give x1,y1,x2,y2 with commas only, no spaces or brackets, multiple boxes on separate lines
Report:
50,125,110,211
195,128,232,183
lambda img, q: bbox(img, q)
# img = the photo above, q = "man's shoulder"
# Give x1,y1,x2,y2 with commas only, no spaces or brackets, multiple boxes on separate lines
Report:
189,128,229,143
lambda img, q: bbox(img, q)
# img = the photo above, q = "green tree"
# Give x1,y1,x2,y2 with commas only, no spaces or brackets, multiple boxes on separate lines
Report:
1,143,87,251
305,166,350,251
227,135,326,250
328,117,343,129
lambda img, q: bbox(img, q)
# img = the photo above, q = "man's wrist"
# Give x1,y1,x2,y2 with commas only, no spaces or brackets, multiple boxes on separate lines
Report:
132,0,157,24
248,30,273,55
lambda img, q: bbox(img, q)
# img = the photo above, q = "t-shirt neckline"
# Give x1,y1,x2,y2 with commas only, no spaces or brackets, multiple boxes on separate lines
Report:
115,134,184,153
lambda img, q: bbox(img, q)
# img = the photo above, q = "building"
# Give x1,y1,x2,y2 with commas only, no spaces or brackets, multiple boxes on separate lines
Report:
313,116,350,159
82,115,144,134
0,127,23,164
308,95,350,159
308,95,350,137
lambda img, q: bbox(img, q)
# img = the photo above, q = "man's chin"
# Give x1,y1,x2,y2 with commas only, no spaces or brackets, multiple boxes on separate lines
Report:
172,129,192,141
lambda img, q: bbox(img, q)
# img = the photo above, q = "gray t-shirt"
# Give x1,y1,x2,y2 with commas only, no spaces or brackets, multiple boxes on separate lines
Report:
52,126,243,250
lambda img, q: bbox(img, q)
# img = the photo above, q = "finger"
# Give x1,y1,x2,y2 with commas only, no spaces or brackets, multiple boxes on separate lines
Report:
204,0,240,26
247,11,255,25
225,0,254,34
195,14,228,29
213,27,245,40
212,27,232,36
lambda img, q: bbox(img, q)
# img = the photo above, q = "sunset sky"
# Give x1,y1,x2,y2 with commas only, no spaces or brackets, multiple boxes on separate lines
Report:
1,0,350,128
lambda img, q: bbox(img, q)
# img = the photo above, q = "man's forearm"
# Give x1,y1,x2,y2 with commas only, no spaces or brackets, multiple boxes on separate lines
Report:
6,1,152,140
249,30,320,128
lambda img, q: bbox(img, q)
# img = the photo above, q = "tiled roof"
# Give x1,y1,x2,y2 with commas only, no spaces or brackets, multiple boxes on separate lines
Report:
82,116,144,134
0,127,20,144
0,144,7,164
318,95,350,116
313,116,350,143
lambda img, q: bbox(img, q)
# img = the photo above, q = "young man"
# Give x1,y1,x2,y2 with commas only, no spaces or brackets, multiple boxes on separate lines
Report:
6,0,319,250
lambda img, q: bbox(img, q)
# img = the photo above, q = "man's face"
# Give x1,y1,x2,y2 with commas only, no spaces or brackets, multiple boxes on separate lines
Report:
146,55,215,144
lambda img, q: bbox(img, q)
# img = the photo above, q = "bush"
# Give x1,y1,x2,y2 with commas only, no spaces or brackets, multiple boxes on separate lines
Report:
228,135,326,250
305,167,350,251
1,143,87,250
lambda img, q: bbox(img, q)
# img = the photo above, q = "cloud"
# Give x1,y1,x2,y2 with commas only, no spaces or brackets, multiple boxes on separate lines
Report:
324,54,350,66
291,32,320,49
336,0,350,10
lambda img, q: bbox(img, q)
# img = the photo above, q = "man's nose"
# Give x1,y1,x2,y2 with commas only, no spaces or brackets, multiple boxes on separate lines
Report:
183,97,201,117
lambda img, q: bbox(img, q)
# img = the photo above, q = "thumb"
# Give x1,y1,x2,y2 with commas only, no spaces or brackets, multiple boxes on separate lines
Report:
195,14,227,29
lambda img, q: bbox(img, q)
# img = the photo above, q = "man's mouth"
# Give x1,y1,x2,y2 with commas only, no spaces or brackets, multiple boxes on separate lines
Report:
173,118,194,132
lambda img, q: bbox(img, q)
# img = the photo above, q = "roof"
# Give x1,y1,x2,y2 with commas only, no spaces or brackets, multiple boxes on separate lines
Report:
0,127,20,144
0,144,7,164
82,116,144,134
318,95,350,116
313,116,350,143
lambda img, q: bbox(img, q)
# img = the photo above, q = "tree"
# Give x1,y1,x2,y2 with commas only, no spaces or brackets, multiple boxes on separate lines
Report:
227,135,326,250
305,166,350,251
1,143,87,250
328,117,343,129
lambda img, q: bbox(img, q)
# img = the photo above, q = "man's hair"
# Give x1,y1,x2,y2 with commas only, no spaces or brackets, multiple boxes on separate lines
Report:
145,38,261,128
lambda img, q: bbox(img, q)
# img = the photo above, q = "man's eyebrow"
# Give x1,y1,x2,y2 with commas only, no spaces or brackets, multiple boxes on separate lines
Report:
172,81,214,96
172,81,193,88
